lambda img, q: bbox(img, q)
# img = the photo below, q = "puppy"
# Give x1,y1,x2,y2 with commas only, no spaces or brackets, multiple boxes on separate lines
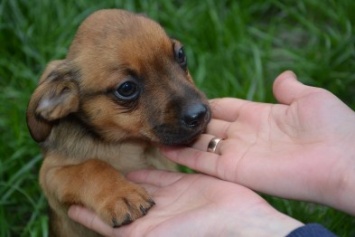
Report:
26,9,210,237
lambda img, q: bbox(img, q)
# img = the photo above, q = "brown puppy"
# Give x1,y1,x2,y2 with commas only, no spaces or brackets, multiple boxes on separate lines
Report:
27,9,210,237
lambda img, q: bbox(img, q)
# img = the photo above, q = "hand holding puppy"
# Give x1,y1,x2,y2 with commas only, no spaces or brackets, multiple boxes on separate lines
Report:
163,71,355,215
69,170,303,237
69,71,354,236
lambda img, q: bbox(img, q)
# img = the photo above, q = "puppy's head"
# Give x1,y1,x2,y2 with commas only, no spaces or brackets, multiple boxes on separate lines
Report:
27,9,210,146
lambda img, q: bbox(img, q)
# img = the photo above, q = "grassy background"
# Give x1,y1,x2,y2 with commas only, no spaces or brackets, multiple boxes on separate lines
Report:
1,0,354,236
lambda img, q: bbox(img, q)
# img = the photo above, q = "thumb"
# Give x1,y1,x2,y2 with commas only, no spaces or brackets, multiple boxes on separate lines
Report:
272,71,311,105
68,205,115,237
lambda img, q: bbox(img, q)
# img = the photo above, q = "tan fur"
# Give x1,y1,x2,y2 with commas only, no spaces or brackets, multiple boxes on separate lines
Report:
27,9,210,237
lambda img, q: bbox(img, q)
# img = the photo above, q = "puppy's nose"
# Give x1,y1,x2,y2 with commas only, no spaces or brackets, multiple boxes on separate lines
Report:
182,103,208,128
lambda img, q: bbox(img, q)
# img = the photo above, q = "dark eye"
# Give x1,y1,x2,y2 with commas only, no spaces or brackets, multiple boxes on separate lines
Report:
114,81,140,100
175,46,187,70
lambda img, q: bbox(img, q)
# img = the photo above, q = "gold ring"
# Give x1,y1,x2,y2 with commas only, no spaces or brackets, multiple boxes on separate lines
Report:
207,137,222,153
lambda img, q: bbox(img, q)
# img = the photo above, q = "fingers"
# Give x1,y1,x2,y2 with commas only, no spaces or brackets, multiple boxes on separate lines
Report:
161,146,219,177
209,98,251,122
211,71,312,119
273,71,316,105
158,118,229,176
127,170,184,187
206,119,231,139
68,205,115,237
189,133,216,151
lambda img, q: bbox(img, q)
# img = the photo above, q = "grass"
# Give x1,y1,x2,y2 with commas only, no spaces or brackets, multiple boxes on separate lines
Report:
0,0,354,236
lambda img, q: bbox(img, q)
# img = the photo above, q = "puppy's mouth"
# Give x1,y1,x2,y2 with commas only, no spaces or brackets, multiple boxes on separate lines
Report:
153,106,211,146
153,125,206,146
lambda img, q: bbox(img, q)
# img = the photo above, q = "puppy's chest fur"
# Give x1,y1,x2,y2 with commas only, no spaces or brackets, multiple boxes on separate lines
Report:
42,120,176,173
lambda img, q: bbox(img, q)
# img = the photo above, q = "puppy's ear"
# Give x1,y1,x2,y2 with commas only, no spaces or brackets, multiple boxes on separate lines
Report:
26,60,80,142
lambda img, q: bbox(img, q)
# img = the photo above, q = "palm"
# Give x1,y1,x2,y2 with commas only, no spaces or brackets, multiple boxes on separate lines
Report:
164,71,355,205
110,171,298,237
116,173,259,236
68,171,302,237
217,88,354,198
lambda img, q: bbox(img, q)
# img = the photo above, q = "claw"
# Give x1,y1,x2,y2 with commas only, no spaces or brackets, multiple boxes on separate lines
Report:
112,217,120,228
148,198,156,207
121,214,133,225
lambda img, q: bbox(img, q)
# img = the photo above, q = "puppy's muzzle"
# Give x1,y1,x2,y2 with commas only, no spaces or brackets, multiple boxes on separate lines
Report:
153,101,210,146
181,103,209,129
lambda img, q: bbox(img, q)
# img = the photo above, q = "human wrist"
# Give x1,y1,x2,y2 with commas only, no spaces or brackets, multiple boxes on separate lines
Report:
321,132,355,214
333,144,355,215
260,210,304,237
217,203,304,237
332,109,355,214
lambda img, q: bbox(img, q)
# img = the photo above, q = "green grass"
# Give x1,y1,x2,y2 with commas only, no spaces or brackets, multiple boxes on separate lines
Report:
1,0,354,236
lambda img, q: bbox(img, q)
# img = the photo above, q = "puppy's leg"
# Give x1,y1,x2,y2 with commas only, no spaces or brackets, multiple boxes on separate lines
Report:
41,158,154,227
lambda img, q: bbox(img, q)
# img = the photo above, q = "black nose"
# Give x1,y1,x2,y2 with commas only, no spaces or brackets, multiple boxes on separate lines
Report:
182,103,208,128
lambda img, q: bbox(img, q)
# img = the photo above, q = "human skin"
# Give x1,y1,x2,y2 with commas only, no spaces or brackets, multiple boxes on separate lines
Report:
163,71,355,215
69,170,303,237
68,71,355,236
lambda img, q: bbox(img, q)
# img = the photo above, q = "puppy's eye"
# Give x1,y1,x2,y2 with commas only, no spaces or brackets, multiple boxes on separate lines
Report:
175,46,187,70
114,81,140,100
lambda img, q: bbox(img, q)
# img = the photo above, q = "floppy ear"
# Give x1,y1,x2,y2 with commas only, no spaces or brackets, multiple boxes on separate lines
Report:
26,60,80,142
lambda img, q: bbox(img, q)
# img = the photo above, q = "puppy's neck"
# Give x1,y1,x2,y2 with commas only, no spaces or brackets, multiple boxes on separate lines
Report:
41,118,157,171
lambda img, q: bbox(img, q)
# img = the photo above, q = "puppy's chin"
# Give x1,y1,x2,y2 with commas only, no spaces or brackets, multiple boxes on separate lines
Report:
153,127,205,146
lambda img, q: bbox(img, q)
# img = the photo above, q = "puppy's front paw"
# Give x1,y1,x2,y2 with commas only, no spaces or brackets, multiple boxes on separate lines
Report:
97,182,154,227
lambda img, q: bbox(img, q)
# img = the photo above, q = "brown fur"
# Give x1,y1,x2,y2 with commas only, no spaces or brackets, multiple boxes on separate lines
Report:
27,9,210,237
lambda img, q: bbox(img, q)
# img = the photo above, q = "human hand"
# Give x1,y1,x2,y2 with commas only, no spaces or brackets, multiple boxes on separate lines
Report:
68,170,303,237
162,71,355,214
